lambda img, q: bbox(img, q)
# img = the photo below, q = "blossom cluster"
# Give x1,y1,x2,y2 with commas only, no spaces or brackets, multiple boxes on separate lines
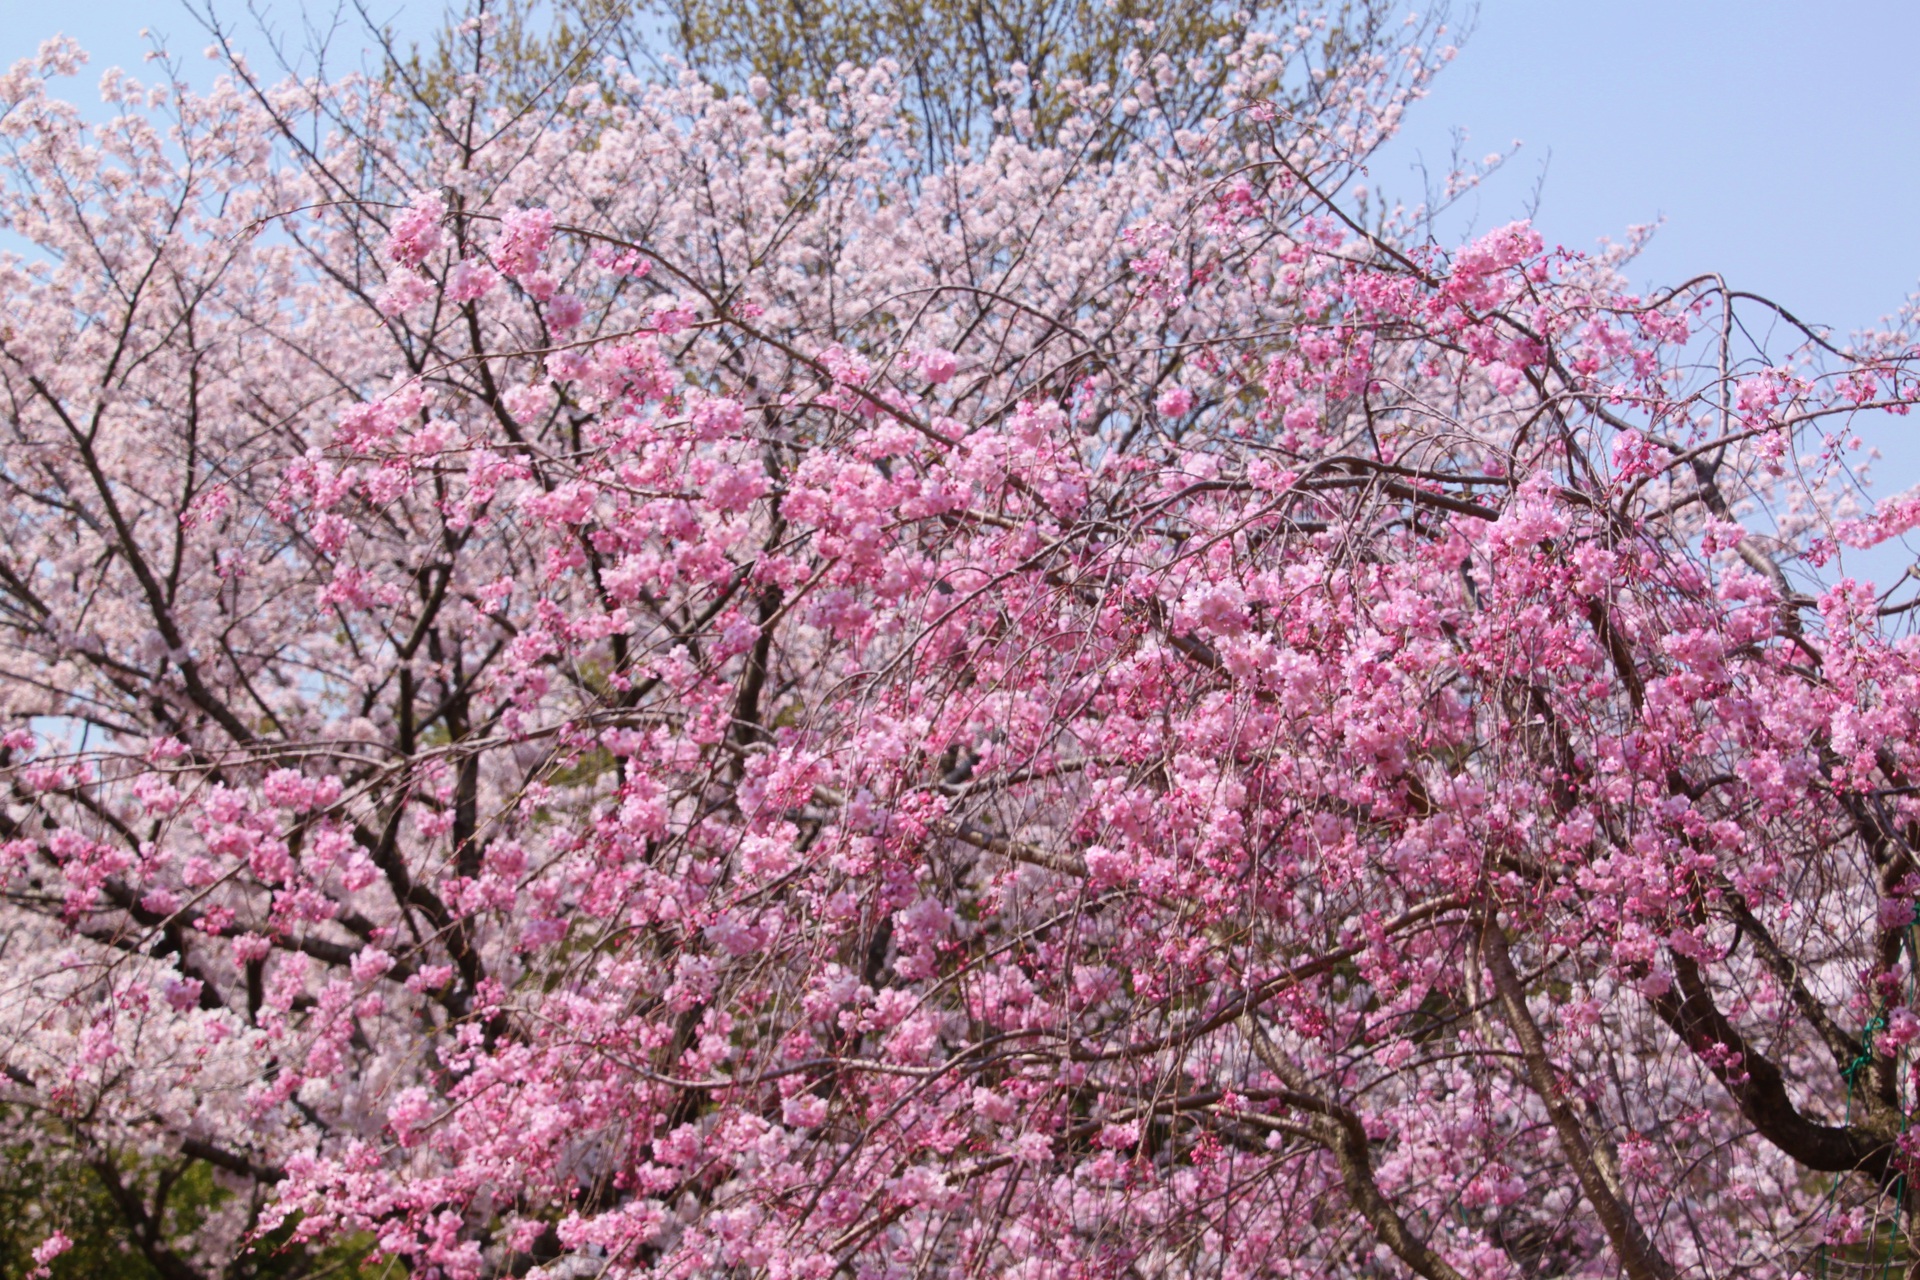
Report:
2,16,1920,1280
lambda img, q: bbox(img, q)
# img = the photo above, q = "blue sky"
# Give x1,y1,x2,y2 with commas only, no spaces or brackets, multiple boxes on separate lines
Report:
1377,0,1920,343
0,0,444,89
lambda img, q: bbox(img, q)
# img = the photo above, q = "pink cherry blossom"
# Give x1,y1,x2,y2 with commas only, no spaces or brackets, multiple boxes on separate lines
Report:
383,191,446,268
29,1231,72,1278
1156,384,1195,416
2,14,1919,1280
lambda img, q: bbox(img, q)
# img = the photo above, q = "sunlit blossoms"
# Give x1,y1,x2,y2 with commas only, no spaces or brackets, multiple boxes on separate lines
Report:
4,11,1920,1280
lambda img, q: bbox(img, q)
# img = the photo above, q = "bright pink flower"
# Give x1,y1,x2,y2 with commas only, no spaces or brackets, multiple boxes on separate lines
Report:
384,192,446,269
446,260,499,302
493,206,555,278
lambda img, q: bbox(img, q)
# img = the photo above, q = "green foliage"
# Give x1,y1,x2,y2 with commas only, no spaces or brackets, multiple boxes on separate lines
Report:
386,0,631,120
0,1125,389,1280
0,1134,157,1280
399,0,1433,172
661,0,1405,161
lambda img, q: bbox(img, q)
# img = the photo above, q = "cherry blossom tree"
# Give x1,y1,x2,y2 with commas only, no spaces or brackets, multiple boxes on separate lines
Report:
5,9,1920,1280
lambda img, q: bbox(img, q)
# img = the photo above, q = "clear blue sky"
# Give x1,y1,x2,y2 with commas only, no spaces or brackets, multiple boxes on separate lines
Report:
7,0,1920,568
1376,0,1920,343
0,0,444,88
